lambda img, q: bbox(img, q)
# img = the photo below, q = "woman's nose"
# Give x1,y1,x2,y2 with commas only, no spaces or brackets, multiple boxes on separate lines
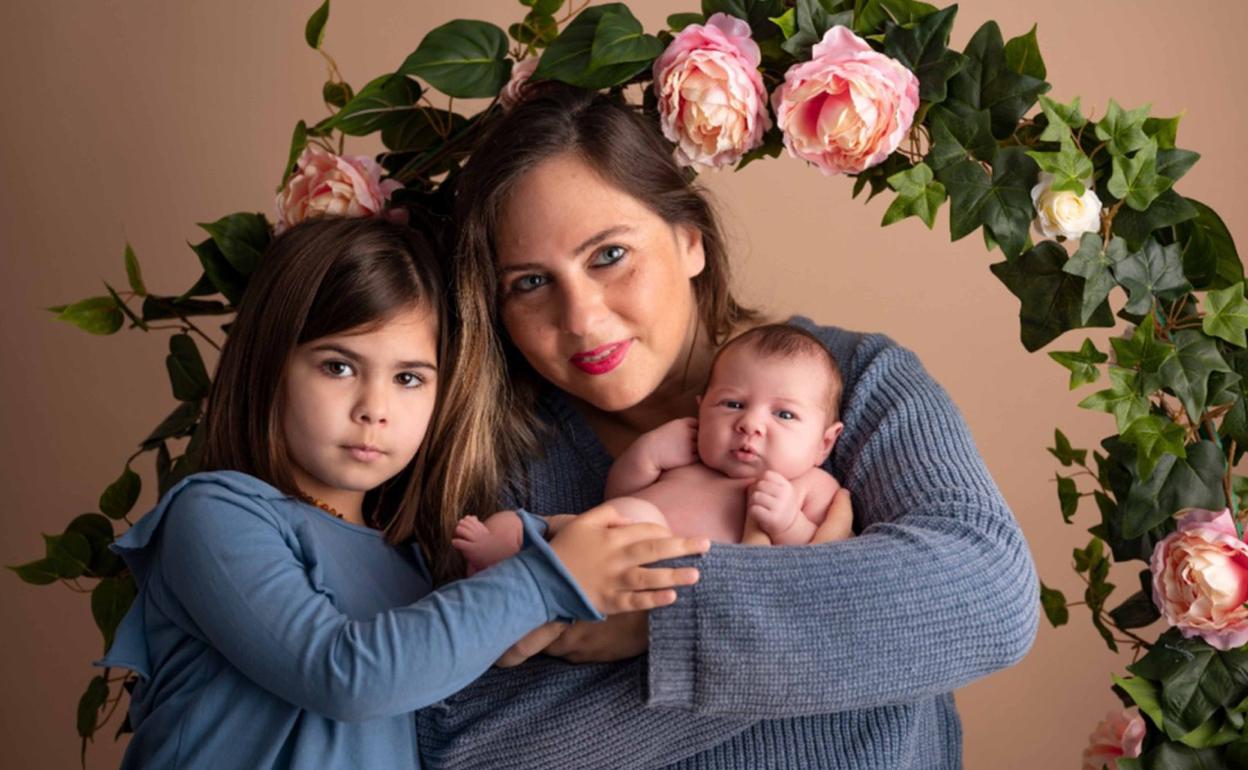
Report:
559,279,607,338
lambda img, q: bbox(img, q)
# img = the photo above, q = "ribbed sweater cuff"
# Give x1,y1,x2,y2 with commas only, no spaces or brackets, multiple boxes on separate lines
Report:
645,553,702,710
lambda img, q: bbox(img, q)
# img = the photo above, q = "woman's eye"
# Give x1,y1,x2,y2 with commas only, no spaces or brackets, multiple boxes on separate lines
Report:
593,245,627,266
322,360,354,378
776,410,797,421
395,372,425,389
510,274,549,294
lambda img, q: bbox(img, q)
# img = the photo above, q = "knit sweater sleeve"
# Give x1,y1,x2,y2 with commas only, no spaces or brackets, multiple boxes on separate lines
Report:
646,331,1040,714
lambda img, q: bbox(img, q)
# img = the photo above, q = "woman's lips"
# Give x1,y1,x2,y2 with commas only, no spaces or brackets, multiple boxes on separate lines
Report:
570,339,632,375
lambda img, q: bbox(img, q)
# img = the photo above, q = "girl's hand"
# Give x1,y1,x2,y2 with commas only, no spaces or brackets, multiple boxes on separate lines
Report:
545,611,648,663
548,501,709,616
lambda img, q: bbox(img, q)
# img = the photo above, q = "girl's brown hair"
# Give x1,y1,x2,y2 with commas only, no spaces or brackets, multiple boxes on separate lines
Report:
202,216,489,583
453,83,759,467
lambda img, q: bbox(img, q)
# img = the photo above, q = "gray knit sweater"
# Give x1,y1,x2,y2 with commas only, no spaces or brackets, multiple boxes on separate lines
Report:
418,319,1039,769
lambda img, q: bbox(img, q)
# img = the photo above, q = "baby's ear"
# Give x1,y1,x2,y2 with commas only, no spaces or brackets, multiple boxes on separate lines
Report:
695,394,702,407
818,421,844,462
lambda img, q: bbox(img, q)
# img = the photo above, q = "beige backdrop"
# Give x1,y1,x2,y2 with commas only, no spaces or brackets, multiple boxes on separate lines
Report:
2,1,1244,768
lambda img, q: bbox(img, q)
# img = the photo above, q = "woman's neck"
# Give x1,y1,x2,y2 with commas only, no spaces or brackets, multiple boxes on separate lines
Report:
575,320,721,457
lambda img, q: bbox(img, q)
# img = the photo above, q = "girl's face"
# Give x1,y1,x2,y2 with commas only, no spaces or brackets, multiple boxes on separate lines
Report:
281,304,438,515
495,153,706,413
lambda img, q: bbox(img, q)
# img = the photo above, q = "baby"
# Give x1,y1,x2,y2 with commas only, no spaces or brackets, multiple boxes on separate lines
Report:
454,324,852,572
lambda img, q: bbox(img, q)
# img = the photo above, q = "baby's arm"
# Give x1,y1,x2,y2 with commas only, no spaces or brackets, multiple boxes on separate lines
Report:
806,469,853,544
604,417,699,498
746,471,816,545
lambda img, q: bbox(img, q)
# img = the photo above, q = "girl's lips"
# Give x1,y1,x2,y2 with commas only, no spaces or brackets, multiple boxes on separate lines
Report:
570,339,632,375
344,445,385,463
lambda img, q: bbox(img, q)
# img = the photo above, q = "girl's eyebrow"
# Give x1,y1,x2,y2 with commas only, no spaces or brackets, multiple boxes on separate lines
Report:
309,343,437,371
498,225,635,276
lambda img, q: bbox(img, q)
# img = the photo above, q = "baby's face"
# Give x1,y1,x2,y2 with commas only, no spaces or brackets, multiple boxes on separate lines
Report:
696,346,841,480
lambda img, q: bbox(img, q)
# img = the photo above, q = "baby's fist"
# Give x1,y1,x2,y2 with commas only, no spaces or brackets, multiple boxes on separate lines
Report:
644,416,699,470
748,471,797,534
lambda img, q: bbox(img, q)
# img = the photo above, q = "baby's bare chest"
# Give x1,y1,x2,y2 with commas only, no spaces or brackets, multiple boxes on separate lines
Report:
631,465,753,544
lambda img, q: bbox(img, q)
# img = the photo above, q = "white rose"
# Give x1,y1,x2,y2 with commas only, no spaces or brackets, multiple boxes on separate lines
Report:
1031,172,1103,240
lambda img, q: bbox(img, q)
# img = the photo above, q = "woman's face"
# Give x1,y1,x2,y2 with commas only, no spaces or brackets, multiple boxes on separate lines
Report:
495,153,706,413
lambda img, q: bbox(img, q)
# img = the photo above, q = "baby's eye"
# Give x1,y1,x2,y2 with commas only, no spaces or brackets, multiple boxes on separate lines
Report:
509,273,549,294
395,372,426,389
593,245,627,266
322,360,354,378
720,400,744,410
776,410,797,421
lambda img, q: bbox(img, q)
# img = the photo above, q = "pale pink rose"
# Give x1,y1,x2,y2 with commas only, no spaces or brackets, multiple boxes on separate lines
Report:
652,12,770,169
500,57,539,110
1081,709,1145,770
1151,508,1248,650
771,26,919,176
274,145,403,234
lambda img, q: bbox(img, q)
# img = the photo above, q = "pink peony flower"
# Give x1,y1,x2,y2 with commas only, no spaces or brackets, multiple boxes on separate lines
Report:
771,26,919,176
652,12,770,169
1081,709,1146,770
274,145,403,234
500,57,539,110
1150,508,1248,651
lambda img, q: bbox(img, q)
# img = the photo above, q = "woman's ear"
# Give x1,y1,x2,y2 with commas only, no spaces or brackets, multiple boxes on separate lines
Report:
675,223,705,279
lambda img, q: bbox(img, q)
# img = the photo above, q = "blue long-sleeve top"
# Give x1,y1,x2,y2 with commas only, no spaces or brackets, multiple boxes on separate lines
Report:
417,319,1040,769
99,470,603,770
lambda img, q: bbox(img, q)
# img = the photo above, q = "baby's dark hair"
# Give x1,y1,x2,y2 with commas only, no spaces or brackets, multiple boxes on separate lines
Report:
706,324,844,422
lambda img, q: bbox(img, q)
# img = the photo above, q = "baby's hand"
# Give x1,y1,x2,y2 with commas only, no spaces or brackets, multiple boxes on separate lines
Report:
641,416,699,471
748,471,799,535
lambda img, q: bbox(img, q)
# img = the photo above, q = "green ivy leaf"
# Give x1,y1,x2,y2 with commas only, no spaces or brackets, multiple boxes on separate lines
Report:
1079,366,1150,434
1144,113,1182,150
1113,675,1166,732
381,108,467,154
1003,23,1045,80
1112,238,1192,316
1108,140,1174,212
1108,589,1161,630
1160,329,1233,424
104,282,146,332
65,513,121,578
1048,427,1089,466
124,243,146,296
1110,315,1176,393
881,162,946,228
190,237,246,305
943,146,1037,260
537,4,654,88
1073,536,1105,574
990,240,1115,352
400,20,511,99
1048,338,1108,389
1096,99,1152,157
510,12,559,47
304,0,329,50
1202,283,1248,347
702,0,787,40
781,0,851,59
165,333,210,402
7,558,60,585
141,294,230,322
1120,441,1226,539
334,74,423,136
1112,190,1199,253
1128,631,1248,741
1062,234,1129,325
590,5,664,70
1120,414,1187,480
1039,582,1068,627
51,297,124,336
1035,94,1086,143
321,80,354,109
670,12,707,32
280,120,308,189
1025,132,1092,194
198,212,269,276
768,8,796,38
99,465,141,520
45,532,92,579
946,20,1049,139
1156,148,1201,184
141,401,202,451
92,576,137,653
1056,473,1078,522
881,5,964,104
1177,199,1243,292
76,675,109,739
735,126,784,170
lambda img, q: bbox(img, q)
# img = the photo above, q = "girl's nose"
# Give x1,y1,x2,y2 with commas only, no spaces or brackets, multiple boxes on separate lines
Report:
353,383,389,425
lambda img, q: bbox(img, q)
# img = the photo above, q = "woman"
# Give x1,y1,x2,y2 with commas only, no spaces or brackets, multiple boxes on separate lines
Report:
417,84,1038,769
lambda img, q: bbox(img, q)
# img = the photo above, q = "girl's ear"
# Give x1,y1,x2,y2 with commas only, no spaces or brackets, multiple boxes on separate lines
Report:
675,223,705,279
818,421,844,464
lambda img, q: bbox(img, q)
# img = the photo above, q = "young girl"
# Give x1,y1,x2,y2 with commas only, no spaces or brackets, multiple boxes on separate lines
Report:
98,217,710,769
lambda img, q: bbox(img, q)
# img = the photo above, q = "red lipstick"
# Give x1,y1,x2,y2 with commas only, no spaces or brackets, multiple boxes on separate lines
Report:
570,339,632,375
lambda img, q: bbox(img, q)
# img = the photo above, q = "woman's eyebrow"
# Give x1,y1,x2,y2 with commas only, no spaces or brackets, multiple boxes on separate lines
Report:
497,225,635,276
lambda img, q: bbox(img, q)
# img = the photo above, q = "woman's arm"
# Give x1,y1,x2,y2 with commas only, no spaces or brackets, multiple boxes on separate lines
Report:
149,482,601,722
645,332,1039,715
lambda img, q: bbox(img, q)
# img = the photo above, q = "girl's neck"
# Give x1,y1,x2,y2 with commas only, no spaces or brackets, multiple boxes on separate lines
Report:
291,467,368,526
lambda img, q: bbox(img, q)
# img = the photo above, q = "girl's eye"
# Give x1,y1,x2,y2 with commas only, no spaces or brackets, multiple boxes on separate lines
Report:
509,273,549,295
776,410,797,421
593,245,627,266
395,372,425,389
322,360,354,378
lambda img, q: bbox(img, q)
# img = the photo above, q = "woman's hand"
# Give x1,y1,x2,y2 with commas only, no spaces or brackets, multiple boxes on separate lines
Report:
495,621,568,668
545,611,649,663
548,501,709,616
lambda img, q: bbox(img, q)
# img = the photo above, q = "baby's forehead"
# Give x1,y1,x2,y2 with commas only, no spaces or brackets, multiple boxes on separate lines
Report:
708,348,833,391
